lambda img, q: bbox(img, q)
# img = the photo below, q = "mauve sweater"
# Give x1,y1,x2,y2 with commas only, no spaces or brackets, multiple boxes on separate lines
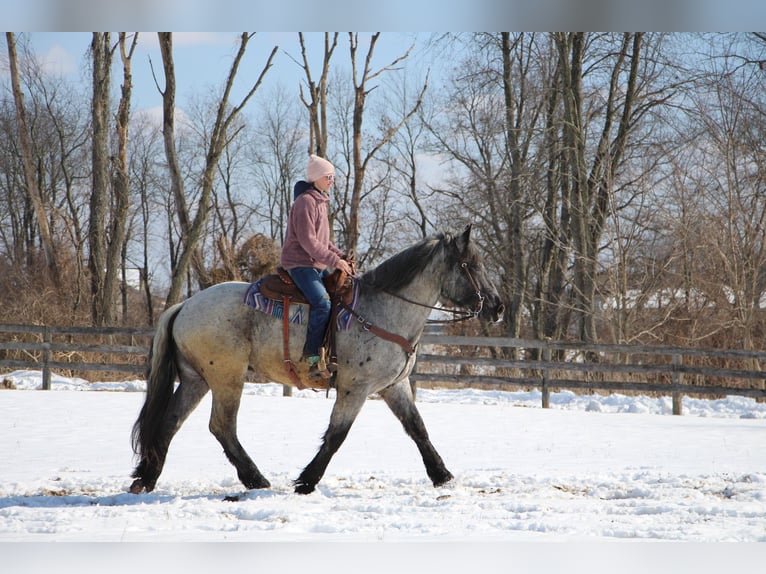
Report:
280,187,344,271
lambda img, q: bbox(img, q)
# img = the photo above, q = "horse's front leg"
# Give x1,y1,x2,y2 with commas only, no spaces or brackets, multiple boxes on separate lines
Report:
294,389,367,494
379,378,453,487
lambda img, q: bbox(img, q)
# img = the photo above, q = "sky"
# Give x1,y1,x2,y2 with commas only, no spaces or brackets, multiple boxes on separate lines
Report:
2,369,766,572
15,32,430,115
3,3,766,108
2,1,765,31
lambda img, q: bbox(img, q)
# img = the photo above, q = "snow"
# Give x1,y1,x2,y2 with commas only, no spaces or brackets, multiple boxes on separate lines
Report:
2,368,766,571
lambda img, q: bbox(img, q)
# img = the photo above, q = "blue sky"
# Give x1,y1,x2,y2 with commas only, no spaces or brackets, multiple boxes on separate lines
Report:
21,32,429,114
3,1,763,32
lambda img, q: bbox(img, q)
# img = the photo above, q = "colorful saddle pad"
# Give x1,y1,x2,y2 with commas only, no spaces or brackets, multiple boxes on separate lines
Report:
244,278,359,331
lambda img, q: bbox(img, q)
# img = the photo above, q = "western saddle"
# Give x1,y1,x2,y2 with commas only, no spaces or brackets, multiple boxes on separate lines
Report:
258,266,354,390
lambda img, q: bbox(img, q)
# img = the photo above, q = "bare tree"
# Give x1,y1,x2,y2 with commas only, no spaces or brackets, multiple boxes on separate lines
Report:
91,32,139,326
500,32,533,341
86,32,138,326
210,113,250,252
88,32,113,325
36,63,91,311
345,32,425,255
426,33,550,341
381,67,434,241
128,112,164,325
296,32,338,156
5,32,61,288
531,39,570,343
555,32,666,345
159,32,278,306
110,33,139,323
682,44,766,359
248,84,305,243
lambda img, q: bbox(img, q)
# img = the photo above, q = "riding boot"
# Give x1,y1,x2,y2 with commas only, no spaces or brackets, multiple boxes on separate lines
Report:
307,354,332,380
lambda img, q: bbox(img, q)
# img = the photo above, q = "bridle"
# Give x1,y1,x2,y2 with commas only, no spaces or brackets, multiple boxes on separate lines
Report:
379,260,485,324
337,259,487,359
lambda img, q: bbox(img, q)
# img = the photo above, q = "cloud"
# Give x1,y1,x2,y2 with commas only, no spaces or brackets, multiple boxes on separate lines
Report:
132,106,165,128
132,105,191,132
38,43,78,76
11,37,85,79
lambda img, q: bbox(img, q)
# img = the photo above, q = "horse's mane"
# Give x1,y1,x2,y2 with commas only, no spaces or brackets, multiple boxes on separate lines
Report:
360,234,447,293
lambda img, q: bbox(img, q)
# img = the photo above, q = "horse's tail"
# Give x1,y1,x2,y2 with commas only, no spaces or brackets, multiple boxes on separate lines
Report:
131,302,184,468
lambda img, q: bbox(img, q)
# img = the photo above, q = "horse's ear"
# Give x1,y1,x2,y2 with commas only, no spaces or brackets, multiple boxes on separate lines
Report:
455,224,472,253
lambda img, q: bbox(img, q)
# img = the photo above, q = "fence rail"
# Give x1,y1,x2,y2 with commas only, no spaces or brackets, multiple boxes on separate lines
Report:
0,323,153,389
2,324,766,415
411,334,766,415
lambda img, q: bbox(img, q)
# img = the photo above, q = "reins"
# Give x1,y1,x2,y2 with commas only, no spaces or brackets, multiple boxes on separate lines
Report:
336,260,486,359
374,261,485,325
337,300,417,357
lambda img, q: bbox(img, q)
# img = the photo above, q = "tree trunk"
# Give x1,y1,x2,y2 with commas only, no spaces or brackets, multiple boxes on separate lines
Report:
298,32,337,156
158,33,188,306
555,32,644,345
501,32,527,341
534,53,569,343
348,33,366,254
5,32,61,288
346,33,421,256
102,32,137,324
89,32,112,325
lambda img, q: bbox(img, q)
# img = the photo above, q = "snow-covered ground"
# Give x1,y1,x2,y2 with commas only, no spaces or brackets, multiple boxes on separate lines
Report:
2,368,766,568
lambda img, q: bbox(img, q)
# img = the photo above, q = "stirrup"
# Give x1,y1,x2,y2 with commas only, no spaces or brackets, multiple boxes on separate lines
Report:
309,363,332,380
320,347,338,373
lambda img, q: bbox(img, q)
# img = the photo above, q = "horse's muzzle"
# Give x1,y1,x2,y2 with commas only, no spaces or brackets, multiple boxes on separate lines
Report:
479,296,505,324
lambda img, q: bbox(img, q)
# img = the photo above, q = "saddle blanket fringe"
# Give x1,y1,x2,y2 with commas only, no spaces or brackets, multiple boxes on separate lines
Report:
243,278,359,331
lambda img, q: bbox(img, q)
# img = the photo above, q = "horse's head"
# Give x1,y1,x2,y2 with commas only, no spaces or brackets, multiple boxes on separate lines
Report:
441,225,505,324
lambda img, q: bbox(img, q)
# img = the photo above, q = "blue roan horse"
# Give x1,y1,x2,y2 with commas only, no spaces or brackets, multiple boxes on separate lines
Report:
129,226,504,495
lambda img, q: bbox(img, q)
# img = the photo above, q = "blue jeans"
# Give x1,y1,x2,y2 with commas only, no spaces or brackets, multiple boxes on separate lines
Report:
287,267,331,357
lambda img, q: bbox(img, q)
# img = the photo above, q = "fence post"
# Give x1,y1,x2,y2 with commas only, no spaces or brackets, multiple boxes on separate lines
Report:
42,326,51,391
541,346,551,409
282,384,292,397
672,354,683,415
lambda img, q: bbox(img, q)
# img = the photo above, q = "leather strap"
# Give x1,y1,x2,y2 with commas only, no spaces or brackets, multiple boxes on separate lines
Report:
282,296,307,390
338,301,417,357
324,269,350,367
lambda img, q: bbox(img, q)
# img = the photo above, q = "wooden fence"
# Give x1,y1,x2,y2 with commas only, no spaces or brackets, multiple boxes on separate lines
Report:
0,323,153,390
411,333,766,414
2,323,766,415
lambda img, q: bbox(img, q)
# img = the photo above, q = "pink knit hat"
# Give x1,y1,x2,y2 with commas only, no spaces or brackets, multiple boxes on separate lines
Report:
307,154,334,182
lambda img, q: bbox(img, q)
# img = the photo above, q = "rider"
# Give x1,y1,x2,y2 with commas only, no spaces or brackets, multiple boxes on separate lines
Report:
281,154,353,380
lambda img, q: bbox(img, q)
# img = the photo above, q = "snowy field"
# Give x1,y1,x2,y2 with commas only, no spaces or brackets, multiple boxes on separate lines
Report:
2,369,766,571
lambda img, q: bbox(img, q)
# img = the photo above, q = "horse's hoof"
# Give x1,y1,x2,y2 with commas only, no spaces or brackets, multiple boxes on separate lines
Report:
243,476,271,490
432,471,454,487
294,481,315,495
129,478,153,494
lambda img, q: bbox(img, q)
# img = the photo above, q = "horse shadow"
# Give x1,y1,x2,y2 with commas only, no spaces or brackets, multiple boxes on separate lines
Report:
0,483,289,510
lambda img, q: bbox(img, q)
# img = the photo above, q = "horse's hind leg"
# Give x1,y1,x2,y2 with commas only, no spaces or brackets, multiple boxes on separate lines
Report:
379,378,453,487
130,365,209,493
294,389,368,494
208,385,270,490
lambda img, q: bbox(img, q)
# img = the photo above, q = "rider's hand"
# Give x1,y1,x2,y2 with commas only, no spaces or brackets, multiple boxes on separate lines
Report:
336,259,353,276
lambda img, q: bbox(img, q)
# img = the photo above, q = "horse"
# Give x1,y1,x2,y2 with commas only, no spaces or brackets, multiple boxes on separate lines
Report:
129,225,504,495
